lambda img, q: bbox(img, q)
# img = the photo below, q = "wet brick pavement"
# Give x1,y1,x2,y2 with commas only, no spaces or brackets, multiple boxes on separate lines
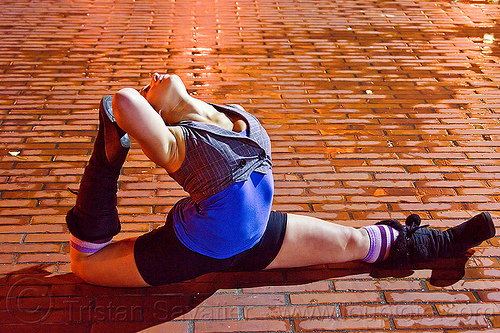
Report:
0,0,499,332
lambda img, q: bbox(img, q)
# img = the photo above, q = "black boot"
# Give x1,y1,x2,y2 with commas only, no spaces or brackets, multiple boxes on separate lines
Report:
66,95,130,243
376,212,495,269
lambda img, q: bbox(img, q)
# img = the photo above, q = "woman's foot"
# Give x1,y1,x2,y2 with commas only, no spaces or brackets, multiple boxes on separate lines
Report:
376,212,495,269
100,95,130,172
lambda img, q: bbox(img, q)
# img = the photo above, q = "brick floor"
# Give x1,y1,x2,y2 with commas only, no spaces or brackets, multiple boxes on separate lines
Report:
0,0,499,332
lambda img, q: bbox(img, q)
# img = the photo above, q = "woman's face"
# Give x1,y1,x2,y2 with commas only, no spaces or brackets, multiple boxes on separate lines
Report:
140,73,188,115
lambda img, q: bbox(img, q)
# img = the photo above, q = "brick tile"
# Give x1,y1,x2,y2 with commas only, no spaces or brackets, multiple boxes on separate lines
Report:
385,291,476,303
131,321,190,332
334,279,423,291
24,233,69,243
245,304,337,319
176,306,239,321
393,316,489,330
198,293,286,307
0,264,58,276
342,304,434,317
194,319,290,332
242,280,331,294
0,234,24,243
16,253,69,264
0,254,14,264
476,291,500,302
436,303,500,316
91,321,189,333
448,329,500,333
464,268,500,280
295,317,391,331
290,292,382,305
0,244,61,254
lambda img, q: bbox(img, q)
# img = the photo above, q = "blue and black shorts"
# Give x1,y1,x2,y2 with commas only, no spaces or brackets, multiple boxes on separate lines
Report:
134,210,287,286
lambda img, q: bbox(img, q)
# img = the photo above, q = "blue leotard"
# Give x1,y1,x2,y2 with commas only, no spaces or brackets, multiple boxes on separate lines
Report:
168,105,274,259
172,168,273,258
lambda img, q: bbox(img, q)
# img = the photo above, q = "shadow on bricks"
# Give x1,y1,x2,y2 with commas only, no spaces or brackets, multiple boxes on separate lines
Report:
0,254,471,332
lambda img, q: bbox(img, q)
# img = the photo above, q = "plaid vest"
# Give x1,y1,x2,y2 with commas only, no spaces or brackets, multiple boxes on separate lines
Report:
169,104,272,202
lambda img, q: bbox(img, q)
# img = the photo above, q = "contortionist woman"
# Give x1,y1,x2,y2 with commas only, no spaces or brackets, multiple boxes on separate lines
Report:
66,73,496,287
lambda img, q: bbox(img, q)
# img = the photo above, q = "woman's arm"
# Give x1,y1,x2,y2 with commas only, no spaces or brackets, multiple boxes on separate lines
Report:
112,88,183,172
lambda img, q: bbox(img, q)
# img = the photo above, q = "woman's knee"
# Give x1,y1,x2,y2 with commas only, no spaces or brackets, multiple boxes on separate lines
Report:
70,247,94,283
112,89,136,120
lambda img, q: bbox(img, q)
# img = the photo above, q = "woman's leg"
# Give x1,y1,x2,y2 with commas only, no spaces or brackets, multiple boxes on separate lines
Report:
265,214,371,270
68,95,149,287
70,238,150,287
265,212,496,271
66,96,129,245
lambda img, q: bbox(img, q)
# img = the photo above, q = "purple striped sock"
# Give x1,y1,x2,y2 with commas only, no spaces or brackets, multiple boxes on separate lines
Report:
362,225,400,263
70,234,112,254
